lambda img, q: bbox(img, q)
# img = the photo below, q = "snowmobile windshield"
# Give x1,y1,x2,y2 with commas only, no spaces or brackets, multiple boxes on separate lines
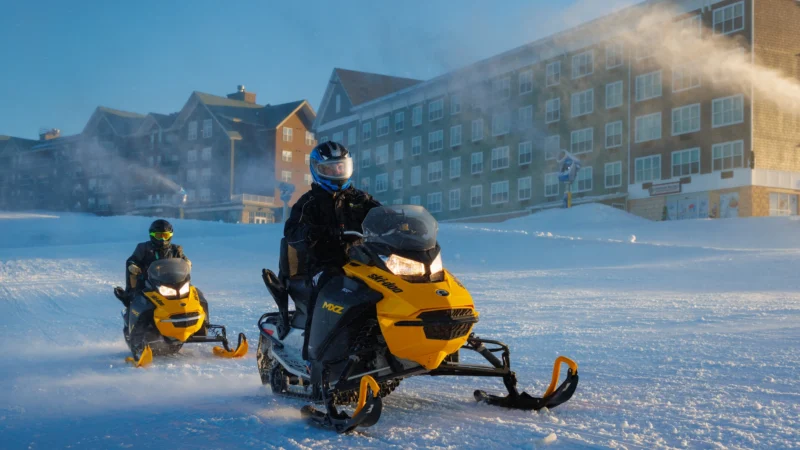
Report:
361,205,438,251
147,258,191,286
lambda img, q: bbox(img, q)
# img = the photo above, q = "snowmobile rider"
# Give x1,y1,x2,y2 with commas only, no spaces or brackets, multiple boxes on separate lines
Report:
284,141,381,358
125,219,192,305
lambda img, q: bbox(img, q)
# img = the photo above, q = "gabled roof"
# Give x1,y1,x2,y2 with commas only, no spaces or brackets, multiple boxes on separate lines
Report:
84,106,147,137
263,100,313,129
150,112,179,130
334,68,422,107
0,136,38,156
194,91,265,126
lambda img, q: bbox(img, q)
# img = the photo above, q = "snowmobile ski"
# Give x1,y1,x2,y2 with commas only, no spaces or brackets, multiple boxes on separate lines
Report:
212,332,249,358
301,375,383,434
125,345,153,368
473,356,578,411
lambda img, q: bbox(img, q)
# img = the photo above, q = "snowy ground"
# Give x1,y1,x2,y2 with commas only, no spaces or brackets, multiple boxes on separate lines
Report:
0,205,798,449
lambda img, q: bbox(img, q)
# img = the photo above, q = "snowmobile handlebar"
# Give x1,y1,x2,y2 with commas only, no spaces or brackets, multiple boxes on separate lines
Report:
343,231,364,238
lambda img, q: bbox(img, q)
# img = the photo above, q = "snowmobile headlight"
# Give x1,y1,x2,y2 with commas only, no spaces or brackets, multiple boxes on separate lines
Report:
158,285,178,297
430,252,443,276
382,254,426,276
178,282,190,297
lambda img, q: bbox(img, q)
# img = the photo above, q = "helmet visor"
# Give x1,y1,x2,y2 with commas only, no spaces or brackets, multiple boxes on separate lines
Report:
312,158,353,181
150,231,173,241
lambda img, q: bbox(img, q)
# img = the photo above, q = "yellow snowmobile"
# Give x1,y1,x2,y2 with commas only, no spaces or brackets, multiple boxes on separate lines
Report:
114,258,248,367
258,205,578,433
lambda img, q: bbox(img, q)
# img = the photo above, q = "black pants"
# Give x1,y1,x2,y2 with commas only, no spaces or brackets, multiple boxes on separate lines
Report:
302,266,345,360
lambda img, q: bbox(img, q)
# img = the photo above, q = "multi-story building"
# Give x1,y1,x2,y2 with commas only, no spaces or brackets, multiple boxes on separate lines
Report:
0,86,317,223
314,0,800,221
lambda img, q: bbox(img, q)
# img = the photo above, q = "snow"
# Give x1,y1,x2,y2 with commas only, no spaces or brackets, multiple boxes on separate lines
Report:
1,205,798,449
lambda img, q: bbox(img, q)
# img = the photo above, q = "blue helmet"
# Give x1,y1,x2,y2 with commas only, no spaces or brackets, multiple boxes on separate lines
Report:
309,141,353,193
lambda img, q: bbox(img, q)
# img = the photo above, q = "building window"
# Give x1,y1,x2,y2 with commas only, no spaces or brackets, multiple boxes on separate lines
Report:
428,130,444,152
281,170,292,182
375,145,389,165
395,111,405,132
491,146,510,170
606,81,623,109
412,105,422,126
545,98,561,123
712,94,745,128
375,173,388,193
187,169,197,182
546,61,561,86
427,192,443,213
411,136,422,156
672,148,700,177
305,131,315,145
335,94,341,113
428,99,444,121
493,76,511,100
572,50,594,79
635,155,661,183
450,156,461,179
450,125,462,147
332,131,343,143
672,103,701,135
679,14,703,38
635,112,662,143
470,185,483,207
393,169,403,190
519,69,534,94
545,173,559,197
319,136,329,143
347,127,356,145
636,33,659,60
202,119,212,138
471,119,484,142
409,195,421,205
471,152,484,174
362,122,372,141
361,149,371,168
491,181,510,204
673,64,702,92
305,154,310,165
449,189,461,210
411,166,421,186
605,121,623,149
304,173,312,185
361,177,370,193
391,198,403,205
200,188,211,201
605,161,622,188
491,110,511,136
713,2,745,35
571,89,594,118
518,105,533,130
377,117,390,137
201,147,212,161
570,128,594,154
199,168,211,182
428,161,443,182
712,140,744,171
394,141,404,161
188,149,198,162
769,193,798,216
518,177,532,201
635,70,663,102
282,150,293,162
606,42,624,69
188,121,197,140
451,94,462,114
570,167,593,193
518,141,533,165
283,127,293,142
545,135,560,160
186,190,196,202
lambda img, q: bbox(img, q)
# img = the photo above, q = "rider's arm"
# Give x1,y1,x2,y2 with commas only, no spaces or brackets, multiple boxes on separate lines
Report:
126,243,145,271
284,193,317,252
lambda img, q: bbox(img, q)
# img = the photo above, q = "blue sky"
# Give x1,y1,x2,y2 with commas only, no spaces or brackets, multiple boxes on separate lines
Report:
0,0,636,139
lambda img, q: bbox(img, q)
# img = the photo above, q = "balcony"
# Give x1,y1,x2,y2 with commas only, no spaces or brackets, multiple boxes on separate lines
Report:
231,194,275,206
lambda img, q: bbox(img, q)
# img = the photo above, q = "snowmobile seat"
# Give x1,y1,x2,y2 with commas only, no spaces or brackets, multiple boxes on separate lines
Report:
279,238,312,329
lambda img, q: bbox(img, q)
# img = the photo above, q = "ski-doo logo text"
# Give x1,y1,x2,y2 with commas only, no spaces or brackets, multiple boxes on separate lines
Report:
367,274,404,293
322,302,344,314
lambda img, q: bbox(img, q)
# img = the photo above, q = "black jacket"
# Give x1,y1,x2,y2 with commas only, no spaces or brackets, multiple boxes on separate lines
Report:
126,241,189,279
284,183,381,274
